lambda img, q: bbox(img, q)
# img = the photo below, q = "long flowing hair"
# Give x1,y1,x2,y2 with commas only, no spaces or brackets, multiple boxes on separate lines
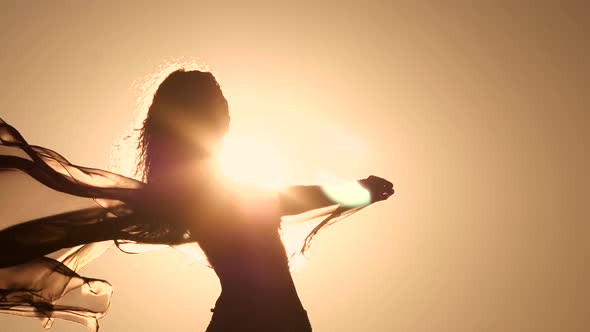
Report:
109,62,229,183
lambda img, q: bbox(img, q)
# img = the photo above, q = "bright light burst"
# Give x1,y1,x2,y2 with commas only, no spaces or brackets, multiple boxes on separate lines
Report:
217,132,291,190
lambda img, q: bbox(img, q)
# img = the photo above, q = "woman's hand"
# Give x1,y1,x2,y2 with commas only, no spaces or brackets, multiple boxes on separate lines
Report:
358,175,394,203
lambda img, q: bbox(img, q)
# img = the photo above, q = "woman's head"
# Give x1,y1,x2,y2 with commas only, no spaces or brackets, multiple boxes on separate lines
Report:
137,69,230,182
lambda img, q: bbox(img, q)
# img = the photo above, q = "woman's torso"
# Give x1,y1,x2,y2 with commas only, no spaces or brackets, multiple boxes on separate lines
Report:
148,175,311,331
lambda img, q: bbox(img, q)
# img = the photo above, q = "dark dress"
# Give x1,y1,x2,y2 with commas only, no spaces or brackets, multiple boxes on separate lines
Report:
197,187,312,331
142,172,314,331
200,214,313,331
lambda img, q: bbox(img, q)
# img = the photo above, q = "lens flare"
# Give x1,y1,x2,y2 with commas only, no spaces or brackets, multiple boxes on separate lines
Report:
321,181,371,207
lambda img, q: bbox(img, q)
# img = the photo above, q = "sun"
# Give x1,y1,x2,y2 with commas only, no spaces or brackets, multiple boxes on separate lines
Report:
217,132,291,190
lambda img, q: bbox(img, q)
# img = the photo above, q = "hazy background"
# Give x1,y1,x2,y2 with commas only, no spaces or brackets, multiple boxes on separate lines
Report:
1,1,588,331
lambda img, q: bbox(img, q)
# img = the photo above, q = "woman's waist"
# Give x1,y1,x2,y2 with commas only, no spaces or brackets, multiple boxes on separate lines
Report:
213,292,307,320
216,282,303,306
208,298,311,332
219,280,300,299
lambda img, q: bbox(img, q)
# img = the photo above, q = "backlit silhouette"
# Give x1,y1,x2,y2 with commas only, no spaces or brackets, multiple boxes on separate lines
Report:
0,69,393,331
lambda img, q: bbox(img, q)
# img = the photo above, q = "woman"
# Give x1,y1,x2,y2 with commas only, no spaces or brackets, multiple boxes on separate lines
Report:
0,69,394,331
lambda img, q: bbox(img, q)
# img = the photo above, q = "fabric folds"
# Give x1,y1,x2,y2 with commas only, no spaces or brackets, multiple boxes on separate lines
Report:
1,118,151,331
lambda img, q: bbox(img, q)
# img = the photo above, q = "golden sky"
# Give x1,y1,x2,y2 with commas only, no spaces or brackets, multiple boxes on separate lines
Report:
1,1,589,331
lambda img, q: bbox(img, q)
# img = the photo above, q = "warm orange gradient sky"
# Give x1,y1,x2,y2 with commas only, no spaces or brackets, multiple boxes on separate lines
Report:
1,1,589,332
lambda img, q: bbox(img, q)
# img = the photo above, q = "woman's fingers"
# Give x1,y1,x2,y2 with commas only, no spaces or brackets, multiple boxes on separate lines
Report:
369,176,393,192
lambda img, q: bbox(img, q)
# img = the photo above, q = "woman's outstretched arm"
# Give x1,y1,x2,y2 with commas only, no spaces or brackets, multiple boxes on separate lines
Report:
278,175,394,216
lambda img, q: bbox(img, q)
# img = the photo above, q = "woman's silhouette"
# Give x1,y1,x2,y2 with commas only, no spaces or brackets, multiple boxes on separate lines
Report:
0,69,394,331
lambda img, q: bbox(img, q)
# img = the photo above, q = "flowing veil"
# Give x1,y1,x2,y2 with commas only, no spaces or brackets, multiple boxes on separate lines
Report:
0,117,141,331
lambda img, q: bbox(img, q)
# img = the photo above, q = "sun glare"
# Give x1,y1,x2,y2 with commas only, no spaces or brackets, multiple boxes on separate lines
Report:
217,132,291,190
